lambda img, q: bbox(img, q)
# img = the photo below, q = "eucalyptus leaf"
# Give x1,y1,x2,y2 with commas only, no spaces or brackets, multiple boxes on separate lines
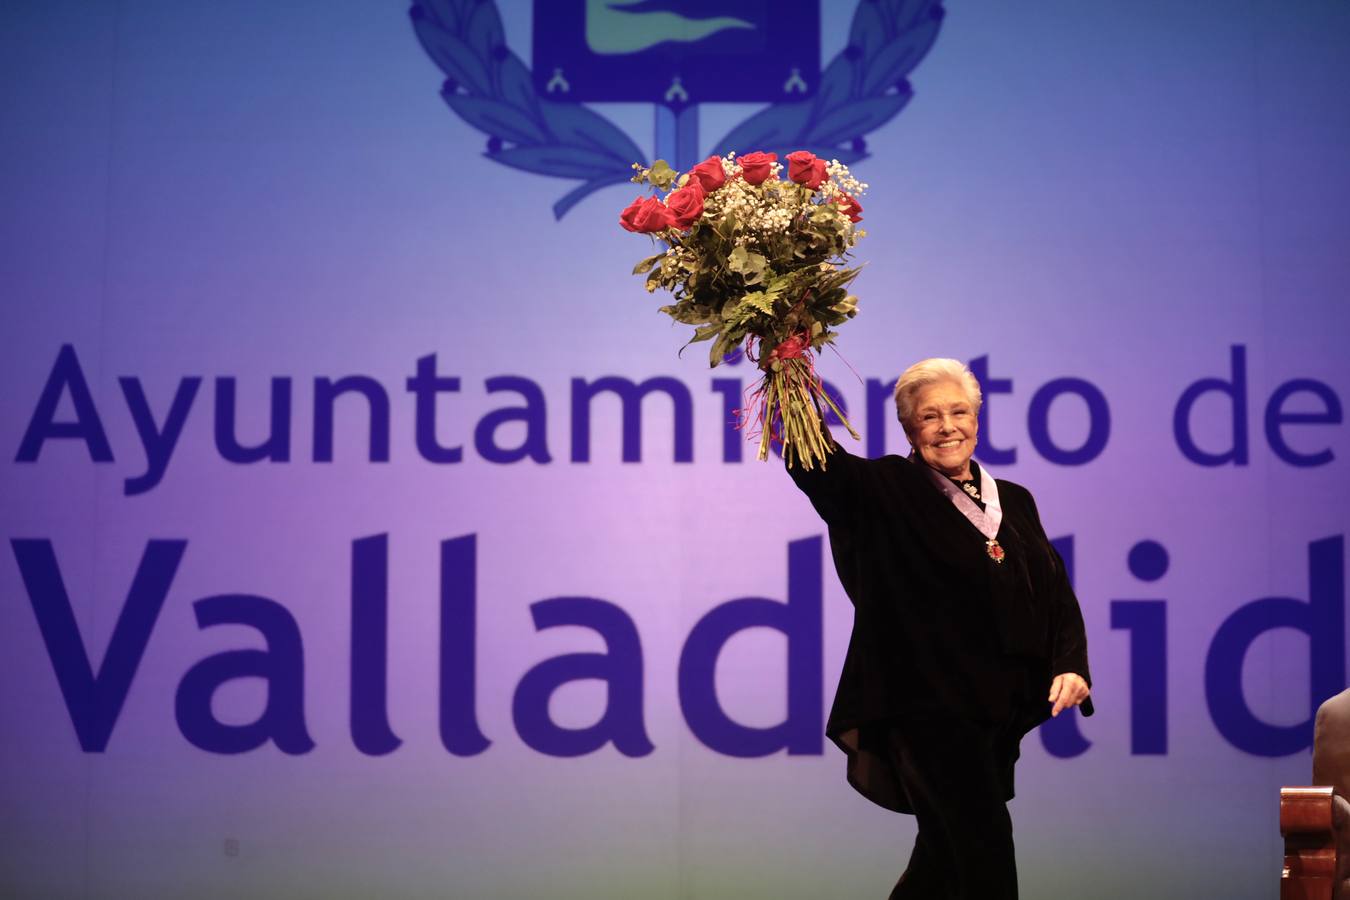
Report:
728,246,768,286
709,333,732,367
689,323,720,343
633,253,664,275
647,159,677,189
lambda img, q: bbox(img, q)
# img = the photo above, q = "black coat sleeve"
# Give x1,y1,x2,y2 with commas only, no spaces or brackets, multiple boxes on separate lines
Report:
1021,487,1094,713
784,431,868,527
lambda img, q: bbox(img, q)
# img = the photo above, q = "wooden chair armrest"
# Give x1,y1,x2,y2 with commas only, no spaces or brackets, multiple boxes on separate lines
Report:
1282,786,1336,900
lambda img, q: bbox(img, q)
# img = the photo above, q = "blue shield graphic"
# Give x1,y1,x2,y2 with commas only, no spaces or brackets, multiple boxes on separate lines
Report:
533,0,820,104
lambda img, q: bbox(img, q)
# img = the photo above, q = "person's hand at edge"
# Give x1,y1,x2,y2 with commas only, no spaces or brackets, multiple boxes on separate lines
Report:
1048,673,1090,717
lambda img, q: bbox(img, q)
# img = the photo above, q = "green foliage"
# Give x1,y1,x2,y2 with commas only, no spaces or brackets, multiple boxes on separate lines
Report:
727,246,768,285
645,160,678,189
632,253,664,275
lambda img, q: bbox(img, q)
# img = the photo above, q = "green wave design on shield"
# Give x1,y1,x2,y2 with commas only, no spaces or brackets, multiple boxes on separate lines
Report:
585,0,755,55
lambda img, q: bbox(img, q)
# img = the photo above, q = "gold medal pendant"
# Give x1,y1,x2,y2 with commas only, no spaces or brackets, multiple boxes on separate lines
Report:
986,539,1006,563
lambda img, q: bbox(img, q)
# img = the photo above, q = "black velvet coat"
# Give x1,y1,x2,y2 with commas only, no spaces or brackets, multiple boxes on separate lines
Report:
789,446,1093,813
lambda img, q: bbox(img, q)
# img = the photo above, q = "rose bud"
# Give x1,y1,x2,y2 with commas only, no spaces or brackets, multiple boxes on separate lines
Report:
736,151,777,186
688,156,727,193
620,195,674,233
836,194,863,223
786,150,828,190
665,180,705,230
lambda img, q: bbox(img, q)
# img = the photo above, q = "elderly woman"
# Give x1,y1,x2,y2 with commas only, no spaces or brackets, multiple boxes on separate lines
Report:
788,357,1093,900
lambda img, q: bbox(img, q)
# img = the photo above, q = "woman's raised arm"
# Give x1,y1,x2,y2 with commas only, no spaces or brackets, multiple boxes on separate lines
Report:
784,426,867,527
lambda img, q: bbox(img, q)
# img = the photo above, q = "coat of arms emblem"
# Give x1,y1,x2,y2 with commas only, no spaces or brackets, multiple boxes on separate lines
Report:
410,0,943,217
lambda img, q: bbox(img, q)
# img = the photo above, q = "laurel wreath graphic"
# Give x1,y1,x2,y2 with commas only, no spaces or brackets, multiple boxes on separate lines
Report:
410,0,943,219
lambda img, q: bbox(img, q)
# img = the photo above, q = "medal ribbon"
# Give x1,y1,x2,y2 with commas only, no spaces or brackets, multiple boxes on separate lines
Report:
922,461,1002,542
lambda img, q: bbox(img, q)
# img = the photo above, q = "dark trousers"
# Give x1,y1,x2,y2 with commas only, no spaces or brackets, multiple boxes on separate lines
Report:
885,717,1020,900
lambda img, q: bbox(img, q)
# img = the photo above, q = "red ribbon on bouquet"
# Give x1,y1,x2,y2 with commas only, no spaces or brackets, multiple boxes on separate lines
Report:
735,331,821,447
764,332,810,362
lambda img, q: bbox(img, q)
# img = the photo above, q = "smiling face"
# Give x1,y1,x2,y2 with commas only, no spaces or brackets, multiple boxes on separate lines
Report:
907,380,979,479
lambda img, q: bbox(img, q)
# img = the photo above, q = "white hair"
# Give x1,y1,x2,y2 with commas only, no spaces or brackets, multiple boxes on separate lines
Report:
893,358,983,434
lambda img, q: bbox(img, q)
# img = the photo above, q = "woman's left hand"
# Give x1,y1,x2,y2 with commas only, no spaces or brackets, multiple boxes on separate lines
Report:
1048,673,1090,717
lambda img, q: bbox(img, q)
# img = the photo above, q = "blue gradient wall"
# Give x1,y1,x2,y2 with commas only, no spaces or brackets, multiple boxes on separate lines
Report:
2,1,1348,897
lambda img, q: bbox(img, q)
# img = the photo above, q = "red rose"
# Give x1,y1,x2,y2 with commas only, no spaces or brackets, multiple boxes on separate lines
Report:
785,150,828,190
688,156,726,193
836,194,863,223
737,151,777,185
619,195,674,233
665,181,705,230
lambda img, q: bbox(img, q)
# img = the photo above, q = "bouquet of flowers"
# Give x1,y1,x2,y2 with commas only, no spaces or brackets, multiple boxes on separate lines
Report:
619,150,867,469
